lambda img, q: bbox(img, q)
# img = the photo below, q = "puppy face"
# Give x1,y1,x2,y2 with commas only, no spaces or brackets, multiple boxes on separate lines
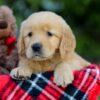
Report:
18,12,76,60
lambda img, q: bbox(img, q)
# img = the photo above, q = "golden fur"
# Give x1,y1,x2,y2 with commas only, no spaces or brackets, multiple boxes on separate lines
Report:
10,11,90,86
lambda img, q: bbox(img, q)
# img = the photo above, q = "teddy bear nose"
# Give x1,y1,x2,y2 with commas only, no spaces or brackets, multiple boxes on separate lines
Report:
0,20,8,29
31,43,42,52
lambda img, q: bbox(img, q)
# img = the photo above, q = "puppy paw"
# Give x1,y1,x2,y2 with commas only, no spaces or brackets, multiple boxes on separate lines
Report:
10,67,32,80
54,65,74,87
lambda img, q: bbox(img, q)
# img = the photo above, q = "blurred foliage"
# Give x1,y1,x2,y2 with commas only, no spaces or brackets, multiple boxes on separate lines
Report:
0,0,100,64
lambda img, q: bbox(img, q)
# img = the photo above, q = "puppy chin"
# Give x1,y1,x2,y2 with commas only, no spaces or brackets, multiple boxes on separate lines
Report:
32,57,50,61
26,52,53,61
28,55,53,61
26,48,55,61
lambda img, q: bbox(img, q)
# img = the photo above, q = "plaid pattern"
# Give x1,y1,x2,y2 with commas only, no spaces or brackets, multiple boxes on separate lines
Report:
0,64,100,100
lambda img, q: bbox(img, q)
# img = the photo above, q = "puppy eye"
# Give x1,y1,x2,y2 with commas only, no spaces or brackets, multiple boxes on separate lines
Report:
28,32,32,37
47,32,53,37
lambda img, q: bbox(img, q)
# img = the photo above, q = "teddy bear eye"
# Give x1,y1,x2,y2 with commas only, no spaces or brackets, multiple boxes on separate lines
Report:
28,32,32,37
47,32,53,37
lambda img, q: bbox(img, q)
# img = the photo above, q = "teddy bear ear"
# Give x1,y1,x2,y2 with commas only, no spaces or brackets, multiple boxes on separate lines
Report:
17,22,25,56
0,5,13,14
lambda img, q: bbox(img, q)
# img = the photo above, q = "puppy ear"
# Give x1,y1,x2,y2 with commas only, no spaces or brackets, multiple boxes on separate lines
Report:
17,22,25,56
60,22,76,58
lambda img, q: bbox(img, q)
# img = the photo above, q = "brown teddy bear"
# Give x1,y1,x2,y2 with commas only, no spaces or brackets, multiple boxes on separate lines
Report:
0,5,19,74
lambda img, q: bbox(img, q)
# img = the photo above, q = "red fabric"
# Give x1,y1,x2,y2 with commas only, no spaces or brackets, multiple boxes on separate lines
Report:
5,36,16,46
0,64,100,100
5,36,16,55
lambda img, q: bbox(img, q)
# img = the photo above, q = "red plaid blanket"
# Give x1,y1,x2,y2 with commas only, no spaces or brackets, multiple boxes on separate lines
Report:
0,64,100,100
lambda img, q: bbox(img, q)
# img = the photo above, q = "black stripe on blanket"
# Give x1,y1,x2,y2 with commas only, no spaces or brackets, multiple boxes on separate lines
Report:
15,71,53,98
60,84,87,100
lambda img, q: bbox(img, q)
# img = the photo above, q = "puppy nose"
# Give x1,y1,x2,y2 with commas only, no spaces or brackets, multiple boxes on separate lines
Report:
32,43,42,52
0,21,8,29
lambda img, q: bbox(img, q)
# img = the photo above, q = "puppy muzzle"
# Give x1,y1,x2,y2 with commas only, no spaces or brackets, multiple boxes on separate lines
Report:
31,43,42,56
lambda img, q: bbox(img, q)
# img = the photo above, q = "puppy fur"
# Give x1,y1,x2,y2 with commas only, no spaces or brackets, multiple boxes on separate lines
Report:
10,11,90,86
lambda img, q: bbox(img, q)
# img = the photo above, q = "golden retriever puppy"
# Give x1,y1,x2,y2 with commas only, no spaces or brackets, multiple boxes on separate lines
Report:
10,11,90,86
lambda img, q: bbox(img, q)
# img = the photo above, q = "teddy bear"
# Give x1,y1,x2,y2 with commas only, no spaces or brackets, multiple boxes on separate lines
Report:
0,5,19,74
